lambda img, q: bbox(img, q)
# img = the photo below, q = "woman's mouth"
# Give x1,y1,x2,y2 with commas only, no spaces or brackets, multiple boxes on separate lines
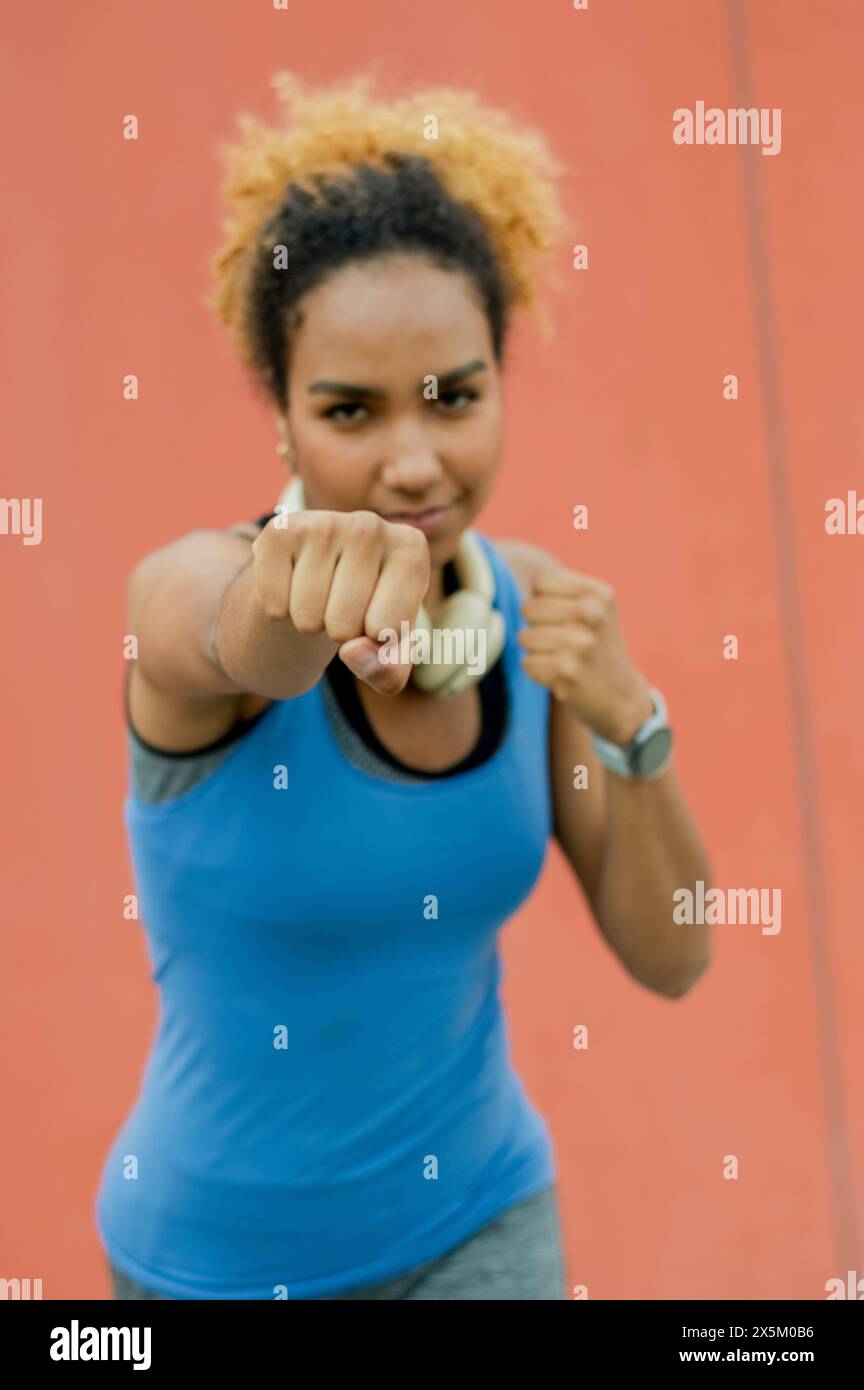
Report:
383,505,455,537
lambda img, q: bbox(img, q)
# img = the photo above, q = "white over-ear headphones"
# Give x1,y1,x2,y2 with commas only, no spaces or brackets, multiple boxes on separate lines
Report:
273,477,506,695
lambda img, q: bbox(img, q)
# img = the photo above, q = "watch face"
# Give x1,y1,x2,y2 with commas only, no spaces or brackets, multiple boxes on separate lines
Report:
633,728,673,776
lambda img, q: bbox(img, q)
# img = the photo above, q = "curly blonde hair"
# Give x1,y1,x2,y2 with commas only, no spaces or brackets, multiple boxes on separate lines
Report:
207,71,568,409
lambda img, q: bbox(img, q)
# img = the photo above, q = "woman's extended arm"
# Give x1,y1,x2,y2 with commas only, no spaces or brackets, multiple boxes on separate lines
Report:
129,529,338,700
126,511,430,751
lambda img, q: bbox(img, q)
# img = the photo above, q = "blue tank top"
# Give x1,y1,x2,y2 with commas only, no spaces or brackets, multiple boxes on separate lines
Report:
94,531,557,1298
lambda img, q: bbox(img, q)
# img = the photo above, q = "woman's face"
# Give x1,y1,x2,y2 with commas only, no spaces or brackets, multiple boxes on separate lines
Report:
280,253,504,568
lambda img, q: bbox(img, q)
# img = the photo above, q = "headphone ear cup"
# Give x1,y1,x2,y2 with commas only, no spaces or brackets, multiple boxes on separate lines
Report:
433,590,490,632
411,591,490,694
431,611,506,696
411,599,506,696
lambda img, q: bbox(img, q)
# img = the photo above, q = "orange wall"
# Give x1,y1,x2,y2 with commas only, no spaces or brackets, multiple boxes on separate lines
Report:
1,0,861,1299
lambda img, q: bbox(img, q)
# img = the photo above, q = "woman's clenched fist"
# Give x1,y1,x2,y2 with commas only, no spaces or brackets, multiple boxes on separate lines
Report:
251,508,431,693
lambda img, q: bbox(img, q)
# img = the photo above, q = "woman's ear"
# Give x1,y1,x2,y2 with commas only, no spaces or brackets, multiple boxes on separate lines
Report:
274,412,298,472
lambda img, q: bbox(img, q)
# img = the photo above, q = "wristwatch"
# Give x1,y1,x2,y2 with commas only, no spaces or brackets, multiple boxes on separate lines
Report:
590,687,673,780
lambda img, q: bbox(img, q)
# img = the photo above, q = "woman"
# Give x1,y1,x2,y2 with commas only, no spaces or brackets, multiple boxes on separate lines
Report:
94,73,711,1301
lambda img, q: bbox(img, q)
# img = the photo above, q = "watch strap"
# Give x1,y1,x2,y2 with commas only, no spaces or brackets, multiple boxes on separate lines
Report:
590,687,672,780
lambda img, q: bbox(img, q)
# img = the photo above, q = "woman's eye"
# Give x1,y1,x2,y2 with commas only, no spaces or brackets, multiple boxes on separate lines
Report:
323,389,476,423
324,403,367,423
437,388,478,410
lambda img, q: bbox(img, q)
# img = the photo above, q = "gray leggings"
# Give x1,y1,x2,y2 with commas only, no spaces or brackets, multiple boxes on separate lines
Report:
109,1183,566,1300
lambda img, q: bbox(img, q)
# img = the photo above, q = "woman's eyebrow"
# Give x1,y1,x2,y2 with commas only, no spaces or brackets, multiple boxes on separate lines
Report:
308,358,488,399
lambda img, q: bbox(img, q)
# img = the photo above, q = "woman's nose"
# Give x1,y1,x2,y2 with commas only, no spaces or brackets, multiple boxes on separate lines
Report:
380,440,444,491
